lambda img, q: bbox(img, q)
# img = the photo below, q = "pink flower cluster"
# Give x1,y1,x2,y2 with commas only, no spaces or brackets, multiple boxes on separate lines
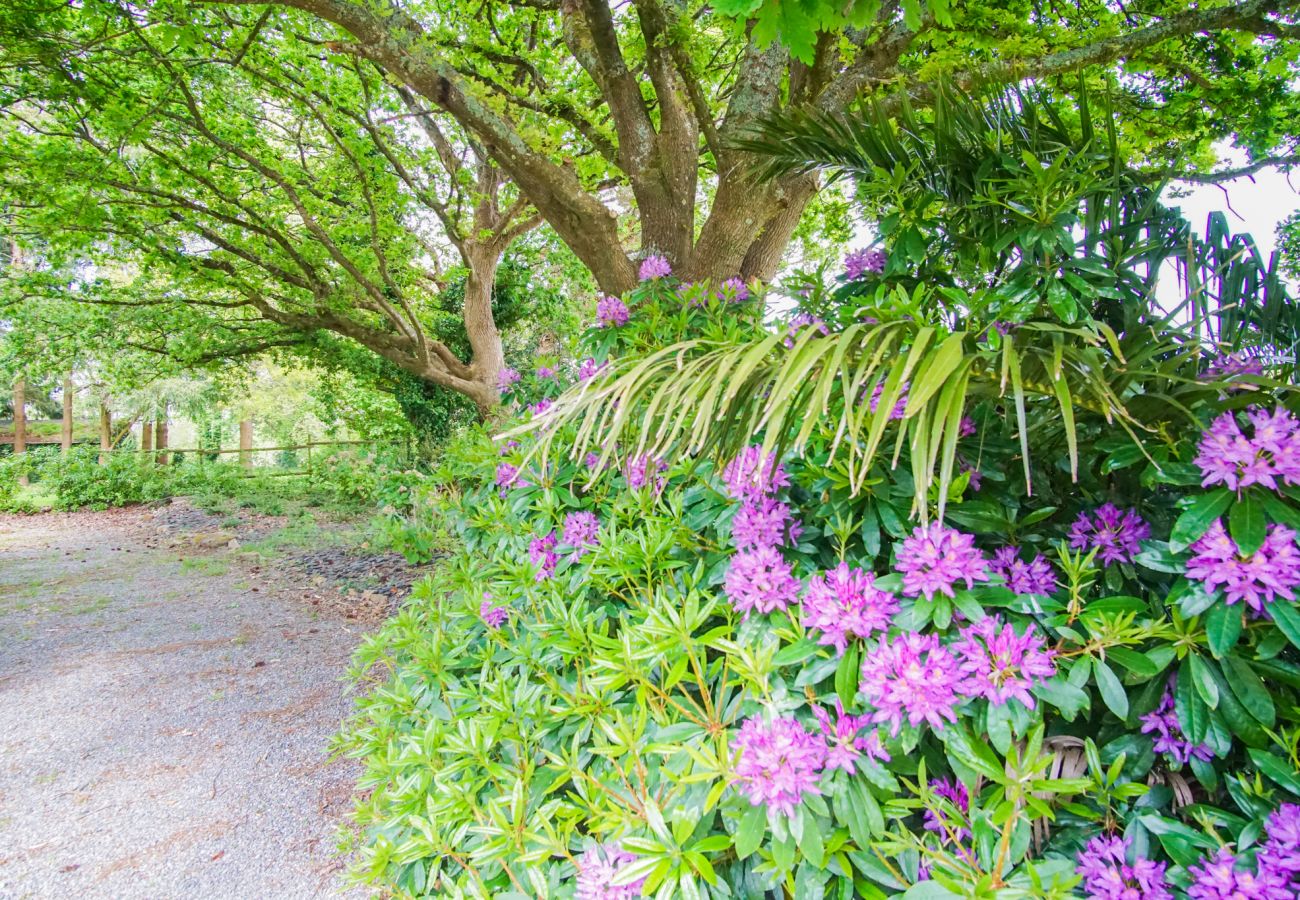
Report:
722,446,790,501
859,632,962,734
529,531,558,582
732,715,826,817
1186,520,1300,614
1188,847,1292,900
529,398,553,417
953,617,1055,708
576,842,646,900
1068,503,1150,565
596,295,629,327
897,524,989,599
868,379,909,420
1196,407,1300,493
844,248,887,280
536,365,556,379
1205,352,1264,383
784,312,829,349
496,462,526,496
922,777,971,844
988,546,1057,597
577,357,605,381
1139,682,1213,765
623,453,667,492
718,277,750,302
638,254,672,280
497,367,520,391
859,618,1054,734
812,700,888,774
724,545,801,618
731,496,801,550
561,511,600,559
1261,803,1300,884
1076,835,1172,900
479,594,509,629
801,562,897,653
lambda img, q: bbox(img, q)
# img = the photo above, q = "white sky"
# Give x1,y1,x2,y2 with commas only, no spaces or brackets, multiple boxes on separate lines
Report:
1164,166,1300,263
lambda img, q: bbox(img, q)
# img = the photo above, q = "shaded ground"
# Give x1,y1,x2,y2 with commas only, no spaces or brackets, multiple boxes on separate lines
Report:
0,502,421,899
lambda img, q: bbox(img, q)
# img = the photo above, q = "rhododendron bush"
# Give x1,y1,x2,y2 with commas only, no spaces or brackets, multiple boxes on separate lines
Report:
334,258,1300,899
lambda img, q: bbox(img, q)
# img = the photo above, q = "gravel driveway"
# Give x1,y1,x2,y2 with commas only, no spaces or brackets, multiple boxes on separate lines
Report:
0,508,373,899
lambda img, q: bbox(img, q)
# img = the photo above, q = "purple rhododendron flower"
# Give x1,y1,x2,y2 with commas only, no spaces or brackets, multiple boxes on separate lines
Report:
529,531,558,582
801,562,898,653
536,365,556,379
639,254,672,280
479,594,508,629
577,357,605,381
953,616,1056,708
498,439,520,456
962,462,983,492
1187,847,1293,900
576,842,646,900
859,632,962,735
844,248,887,280
868,379,910,420
530,398,553,417
1139,680,1214,765
897,524,989,599
723,546,801,618
495,462,526,496
923,778,971,844
784,312,829,348
811,700,888,774
1195,407,1300,493
1076,835,1173,900
959,416,977,438
1068,503,1150,565
723,446,790,500
561,511,600,559
1205,352,1264,387
497,367,520,391
731,497,801,550
1186,520,1300,614
584,451,602,470
988,546,1057,596
596,295,629,327
718,277,750,302
732,716,826,817
623,454,667,492
1261,803,1300,878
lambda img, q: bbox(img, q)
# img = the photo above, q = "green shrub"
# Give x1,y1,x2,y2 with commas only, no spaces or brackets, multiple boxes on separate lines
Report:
335,258,1300,899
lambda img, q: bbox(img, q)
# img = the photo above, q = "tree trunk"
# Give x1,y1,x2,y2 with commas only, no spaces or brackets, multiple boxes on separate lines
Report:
99,403,112,465
61,376,74,454
462,242,506,418
140,420,153,457
154,415,168,466
12,377,27,486
239,419,253,470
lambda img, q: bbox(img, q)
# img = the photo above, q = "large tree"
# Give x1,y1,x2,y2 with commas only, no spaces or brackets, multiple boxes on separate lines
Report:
0,1,543,414
193,0,1300,295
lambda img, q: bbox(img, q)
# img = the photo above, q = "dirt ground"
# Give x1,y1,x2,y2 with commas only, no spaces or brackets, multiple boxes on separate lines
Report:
0,502,415,899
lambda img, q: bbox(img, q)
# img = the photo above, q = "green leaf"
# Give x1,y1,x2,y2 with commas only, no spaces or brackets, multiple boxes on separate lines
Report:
1175,664,1209,742
1229,494,1266,556
1269,600,1300,651
1169,489,1232,551
1188,654,1220,709
1204,604,1243,658
1250,749,1300,794
1093,659,1129,719
733,803,766,859
1222,656,1276,727
836,643,861,709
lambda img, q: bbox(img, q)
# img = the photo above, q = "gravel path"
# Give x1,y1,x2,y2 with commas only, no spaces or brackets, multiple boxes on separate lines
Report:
0,507,374,899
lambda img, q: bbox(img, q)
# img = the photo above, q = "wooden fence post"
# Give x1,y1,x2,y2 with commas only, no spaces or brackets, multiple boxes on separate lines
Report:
239,419,253,470
12,377,27,485
61,376,74,454
99,403,112,465
155,414,168,466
